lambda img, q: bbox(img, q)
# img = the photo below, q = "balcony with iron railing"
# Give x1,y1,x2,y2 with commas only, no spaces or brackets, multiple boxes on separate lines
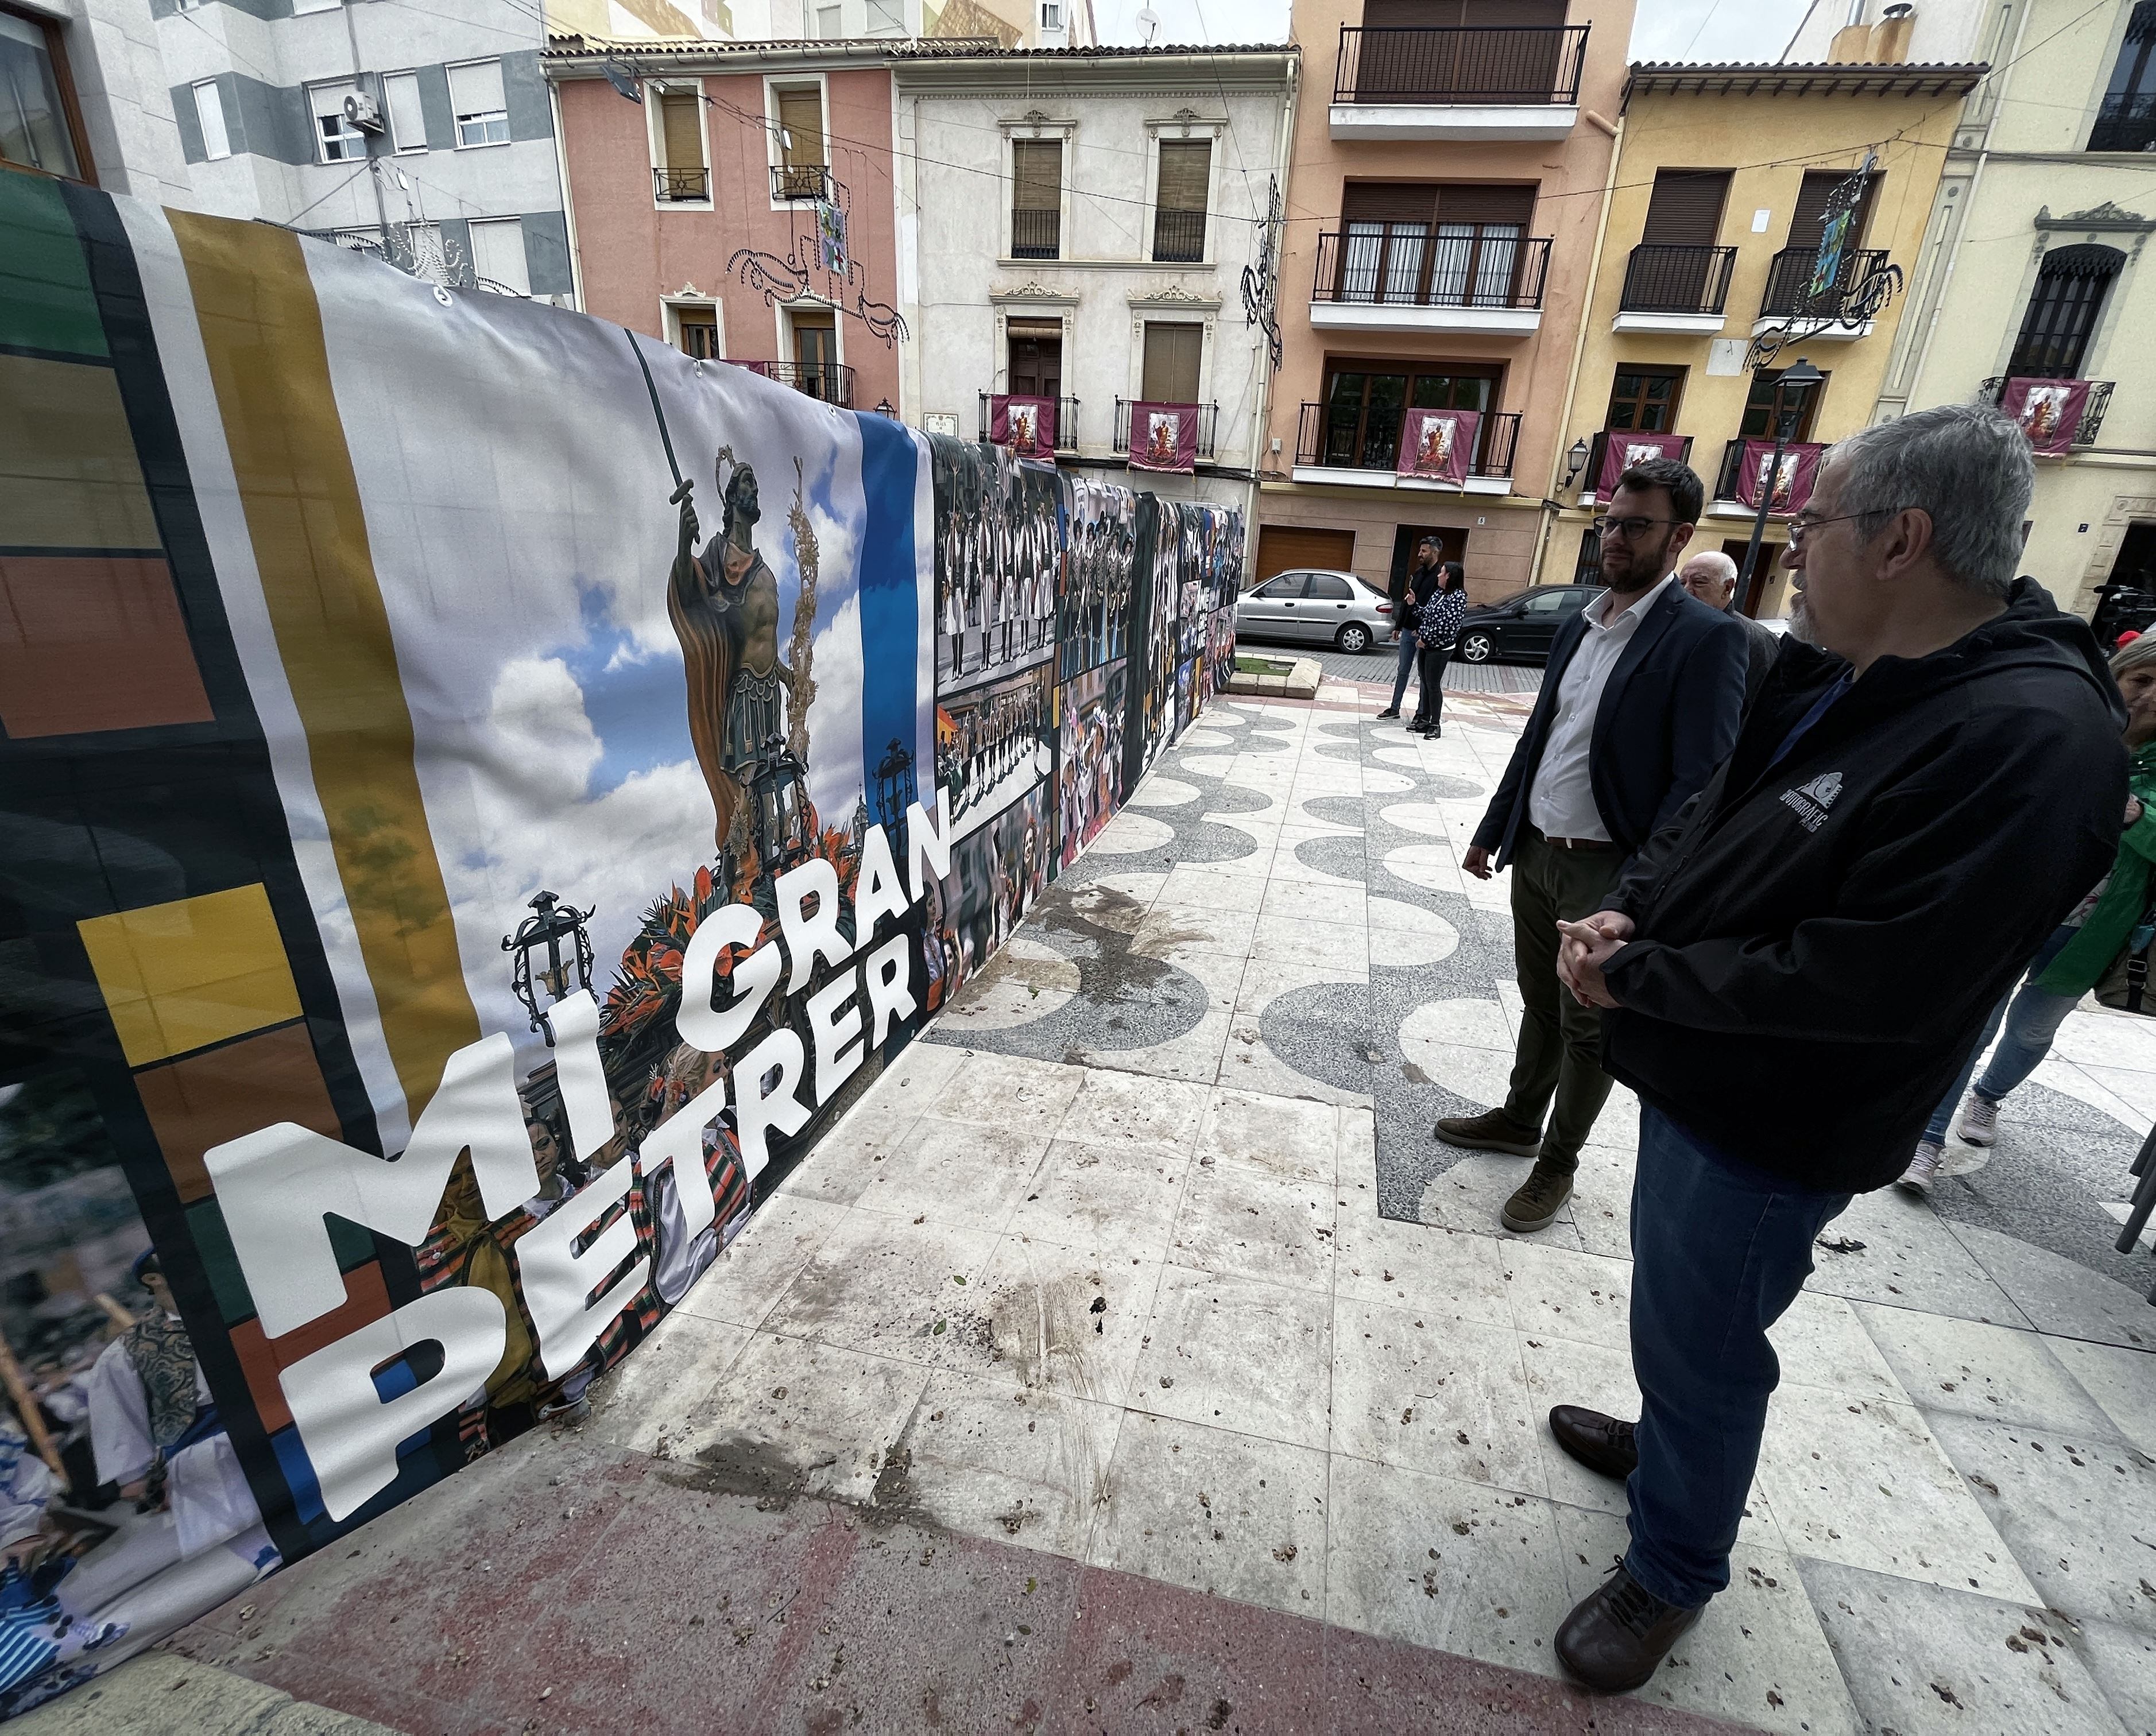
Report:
976,392,1081,452
1011,207,1062,260
1755,245,1890,339
1311,228,1551,335
1979,375,2115,446
1292,401,1520,493
1152,207,1207,264
2091,91,2156,153
1576,429,1696,505
1613,245,1739,334
1704,436,1826,519
1331,24,1589,141
1113,399,1219,462
771,162,834,202
655,165,710,203
727,359,856,407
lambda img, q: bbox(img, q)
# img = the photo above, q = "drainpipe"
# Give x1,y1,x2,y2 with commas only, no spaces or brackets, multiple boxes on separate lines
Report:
549,75,585,312
1242,51,1298,536
1531,104,1621,587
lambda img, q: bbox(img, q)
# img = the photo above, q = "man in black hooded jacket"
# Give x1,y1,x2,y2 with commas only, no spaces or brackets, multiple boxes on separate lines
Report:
1539,404,2125,1694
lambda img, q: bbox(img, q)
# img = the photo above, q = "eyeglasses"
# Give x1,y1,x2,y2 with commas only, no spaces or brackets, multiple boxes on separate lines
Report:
1589,516,1679,542
1786,509,1871,548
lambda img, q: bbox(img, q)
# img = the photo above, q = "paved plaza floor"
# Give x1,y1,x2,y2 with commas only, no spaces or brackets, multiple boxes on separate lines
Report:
141,669,2156,1735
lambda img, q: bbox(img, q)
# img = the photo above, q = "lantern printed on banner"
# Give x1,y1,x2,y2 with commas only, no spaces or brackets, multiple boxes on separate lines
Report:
0,175,1245,1721
1397,408,1478,486
1733,440,1824,516
2000,378,2092,456
1129,402,1197,474
1594,429,1689,497
989,394,1057,457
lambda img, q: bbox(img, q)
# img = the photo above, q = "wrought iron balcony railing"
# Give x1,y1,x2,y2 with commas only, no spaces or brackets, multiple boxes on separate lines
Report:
1578,429,1696,500
1295,402,1520,479
655,165,709,202
1113,399,1219,460
1759,245,1890,321
1151,207,1207,264
1334,24,1589,106
2090,91,2156,153
771,162,834,202
976,392,1081,451
1313,229,1551,311
1978,375,2114,445
1011,207,1061,259
727,359,856,407
1619,244,1739,315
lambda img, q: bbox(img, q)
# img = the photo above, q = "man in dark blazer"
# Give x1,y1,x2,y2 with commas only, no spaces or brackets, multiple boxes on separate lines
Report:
1678,548,1780,709
1435,459,1746,1233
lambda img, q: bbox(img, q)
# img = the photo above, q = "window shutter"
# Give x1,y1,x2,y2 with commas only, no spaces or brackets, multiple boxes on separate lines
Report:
193,80,231,160
660,92,702,169
1341,182,1438,224
1155,139,1210,214
1641,170,1731,246
1460,0,1568,25
447,59,505,118
384,71,425,152
777,87,824,166
1435,183,1534,225
469,219,529,294
1786,169,1878,250
1364,0,1439,24
1141,322,1203,403
1012,138,1061,209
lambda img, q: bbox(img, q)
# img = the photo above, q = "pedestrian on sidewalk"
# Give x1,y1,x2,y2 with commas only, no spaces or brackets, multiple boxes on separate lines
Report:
1677,549,1780,710
1899,631,2156,1191
1410,561,1468,737
1378,536,1443,720
1543,404,2124,1696
1437,460,1746,1234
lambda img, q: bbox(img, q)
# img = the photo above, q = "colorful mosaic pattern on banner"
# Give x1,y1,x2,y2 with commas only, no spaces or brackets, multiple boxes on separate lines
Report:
0,180,1239,1719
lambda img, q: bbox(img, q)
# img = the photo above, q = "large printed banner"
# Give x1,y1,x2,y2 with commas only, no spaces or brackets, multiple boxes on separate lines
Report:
1999,377,2091,457
1733,439,1824,516
0,179,1239,1718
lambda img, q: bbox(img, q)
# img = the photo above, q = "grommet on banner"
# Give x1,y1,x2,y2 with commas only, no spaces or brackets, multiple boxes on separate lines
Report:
433,285,453,307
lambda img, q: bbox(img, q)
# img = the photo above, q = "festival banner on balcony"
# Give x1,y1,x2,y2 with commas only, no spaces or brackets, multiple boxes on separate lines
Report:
0,174,1239,1720
987,393,1056,458
1396,407,1478,485
1594,429,1690,497
1999,377,2091,457
1128,401,1198,473
1733,439,1824,515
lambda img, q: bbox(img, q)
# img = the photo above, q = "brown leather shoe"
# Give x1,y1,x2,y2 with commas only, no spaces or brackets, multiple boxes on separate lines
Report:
1549,1405,1638,1480
1555,1567,1705,1693
1500,1160,1573,1231
1433,1108,1542,1158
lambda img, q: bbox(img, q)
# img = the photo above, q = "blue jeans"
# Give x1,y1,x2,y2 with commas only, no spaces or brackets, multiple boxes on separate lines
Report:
1388,630,1418,711
1920,924,2078,1144
1625,1106,1852,1609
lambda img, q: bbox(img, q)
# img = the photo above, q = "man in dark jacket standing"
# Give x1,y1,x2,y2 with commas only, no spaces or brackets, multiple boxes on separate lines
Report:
1437,460,1746,1234
1678,549,1780,708
1379,536,1444,720
1544,404,2125,1694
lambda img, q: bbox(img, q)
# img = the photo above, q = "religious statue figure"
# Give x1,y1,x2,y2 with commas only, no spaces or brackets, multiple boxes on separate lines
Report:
670,452,793,858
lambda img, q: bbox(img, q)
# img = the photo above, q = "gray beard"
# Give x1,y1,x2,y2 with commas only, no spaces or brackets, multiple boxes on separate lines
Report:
1789,594,1821,646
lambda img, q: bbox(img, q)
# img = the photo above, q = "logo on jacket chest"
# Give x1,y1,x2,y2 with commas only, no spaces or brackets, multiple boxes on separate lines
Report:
1779,770,1842,833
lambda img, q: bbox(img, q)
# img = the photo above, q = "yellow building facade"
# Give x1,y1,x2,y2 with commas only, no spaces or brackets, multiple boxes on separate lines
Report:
1532,61,1980,615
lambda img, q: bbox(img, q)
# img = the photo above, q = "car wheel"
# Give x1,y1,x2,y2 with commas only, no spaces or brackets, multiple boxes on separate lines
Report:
1458,629,1496,664
1336,622,1372,655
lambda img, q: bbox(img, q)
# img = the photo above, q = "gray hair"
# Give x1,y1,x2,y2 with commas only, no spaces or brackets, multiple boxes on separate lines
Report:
1826,403,2034,598
2111,632,2156,679
1681,550,1739,584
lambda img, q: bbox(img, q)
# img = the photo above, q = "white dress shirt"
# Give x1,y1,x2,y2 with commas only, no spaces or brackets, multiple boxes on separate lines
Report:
1526,572,1678,842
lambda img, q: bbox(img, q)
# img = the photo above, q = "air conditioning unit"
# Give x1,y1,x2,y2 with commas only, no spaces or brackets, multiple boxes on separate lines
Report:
343,91,385,134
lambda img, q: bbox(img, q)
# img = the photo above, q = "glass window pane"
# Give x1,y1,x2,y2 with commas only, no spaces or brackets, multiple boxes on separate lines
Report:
1645,375,1673,400
1410,375,1447,409
1305,575,1353,599
1383,224,1427,303
1366,374,1408,410
1327,371,1369,408
1341,223,1383,301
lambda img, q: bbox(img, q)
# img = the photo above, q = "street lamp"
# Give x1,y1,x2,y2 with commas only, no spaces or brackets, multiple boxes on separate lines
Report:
1564,436,1591,489
501,890,597,1046
1736,356,1822,606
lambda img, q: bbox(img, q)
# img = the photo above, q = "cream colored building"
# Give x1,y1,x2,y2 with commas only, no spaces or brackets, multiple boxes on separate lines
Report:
1793,0,2156,616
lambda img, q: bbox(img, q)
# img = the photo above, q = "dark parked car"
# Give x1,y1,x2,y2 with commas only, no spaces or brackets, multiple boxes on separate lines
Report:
1454,583,1603,665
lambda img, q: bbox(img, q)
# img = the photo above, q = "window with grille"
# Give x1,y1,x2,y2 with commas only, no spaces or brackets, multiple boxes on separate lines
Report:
447,60,508,149
656,88,705,198
2008,245,2125,378
1152,138,1210,262
1141,322,1203,403
1012,138,1062,259
1321,363,1496,469
2092,1,2156,151
1335,183,1531,307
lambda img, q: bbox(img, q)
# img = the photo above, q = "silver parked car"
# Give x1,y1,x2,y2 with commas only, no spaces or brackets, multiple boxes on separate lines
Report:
1234,568,1395,656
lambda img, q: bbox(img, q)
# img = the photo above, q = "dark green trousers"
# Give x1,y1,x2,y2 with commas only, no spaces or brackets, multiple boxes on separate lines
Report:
1499,827,1625,1173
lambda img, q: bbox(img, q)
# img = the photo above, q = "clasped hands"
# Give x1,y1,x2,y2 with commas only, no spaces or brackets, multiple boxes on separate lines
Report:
1555,910,1632,1009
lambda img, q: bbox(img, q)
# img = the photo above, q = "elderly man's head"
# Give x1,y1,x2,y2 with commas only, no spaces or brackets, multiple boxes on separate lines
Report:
1678,551,1739,610
1784,404,2032,666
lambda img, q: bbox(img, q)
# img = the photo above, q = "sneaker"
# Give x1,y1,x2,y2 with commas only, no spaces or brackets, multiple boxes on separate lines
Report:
1957,1095,1999,1147
1434,1108,1542,1157
1897,1140,1943,1196
1501,1161,1575,1233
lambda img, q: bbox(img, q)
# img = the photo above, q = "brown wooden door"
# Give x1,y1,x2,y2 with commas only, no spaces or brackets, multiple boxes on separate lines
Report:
1254,526,1354,587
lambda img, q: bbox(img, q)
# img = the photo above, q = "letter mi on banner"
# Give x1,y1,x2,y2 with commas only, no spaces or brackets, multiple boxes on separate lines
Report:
0,176,1244,1715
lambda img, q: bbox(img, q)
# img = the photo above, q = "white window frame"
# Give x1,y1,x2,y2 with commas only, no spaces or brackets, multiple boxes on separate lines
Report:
764,73,830,211
446,59,510,150
1040,1,1063,29
814,3,843,38
192,79,231,161
1142,117,1225,269
1002,119,1075,265
382,70,427,156
663,296,725,359
468,216,529,295
647,78,713,210
308,81,365,164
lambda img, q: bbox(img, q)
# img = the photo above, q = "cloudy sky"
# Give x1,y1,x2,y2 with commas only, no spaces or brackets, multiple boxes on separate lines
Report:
1090,0,1814,62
